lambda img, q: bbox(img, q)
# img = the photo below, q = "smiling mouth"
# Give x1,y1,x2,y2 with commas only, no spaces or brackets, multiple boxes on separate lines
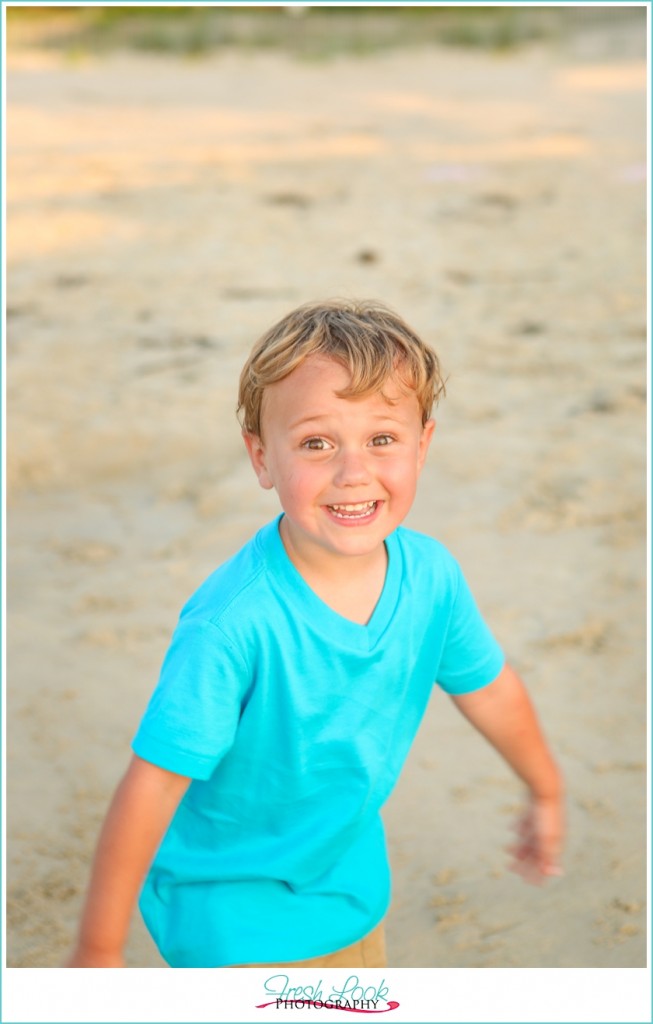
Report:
326,500,379,520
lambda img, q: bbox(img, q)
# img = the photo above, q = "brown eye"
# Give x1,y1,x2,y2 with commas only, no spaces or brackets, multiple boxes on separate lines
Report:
371,435,393,447
302,437,328,451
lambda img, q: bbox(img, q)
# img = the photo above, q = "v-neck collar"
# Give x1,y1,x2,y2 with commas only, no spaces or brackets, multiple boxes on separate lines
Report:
258,514,403,652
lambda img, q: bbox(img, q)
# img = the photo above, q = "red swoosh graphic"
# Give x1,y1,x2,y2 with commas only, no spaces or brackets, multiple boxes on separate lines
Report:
255,1000,400,1014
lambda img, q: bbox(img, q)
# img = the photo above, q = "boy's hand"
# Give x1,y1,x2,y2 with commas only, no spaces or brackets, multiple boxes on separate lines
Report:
65,947,126,967
450,665,565,885
507,793,565,885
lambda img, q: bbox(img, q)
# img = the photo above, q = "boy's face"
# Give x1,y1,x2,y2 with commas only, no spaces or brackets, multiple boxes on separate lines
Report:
244,355,435,569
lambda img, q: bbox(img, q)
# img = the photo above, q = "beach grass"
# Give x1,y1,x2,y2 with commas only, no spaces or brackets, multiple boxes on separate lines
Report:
6,5,641,60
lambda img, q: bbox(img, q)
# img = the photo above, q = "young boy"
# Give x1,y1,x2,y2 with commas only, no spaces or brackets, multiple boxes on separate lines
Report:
67,300,564,969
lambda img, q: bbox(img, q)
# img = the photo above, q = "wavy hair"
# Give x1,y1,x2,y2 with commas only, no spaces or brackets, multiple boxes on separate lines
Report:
237,299,445,436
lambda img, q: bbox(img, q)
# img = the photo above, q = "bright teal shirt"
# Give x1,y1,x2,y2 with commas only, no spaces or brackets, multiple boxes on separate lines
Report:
132,515,504,967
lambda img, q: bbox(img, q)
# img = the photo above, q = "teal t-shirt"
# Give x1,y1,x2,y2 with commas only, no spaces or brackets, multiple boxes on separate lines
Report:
132,515,504,967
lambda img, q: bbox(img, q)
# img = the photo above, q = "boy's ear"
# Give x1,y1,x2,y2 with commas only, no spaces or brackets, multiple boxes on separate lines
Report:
417,418,436,471
243,432,274,490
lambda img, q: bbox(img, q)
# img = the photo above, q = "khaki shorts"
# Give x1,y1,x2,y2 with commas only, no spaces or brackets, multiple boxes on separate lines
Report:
233,921,387,968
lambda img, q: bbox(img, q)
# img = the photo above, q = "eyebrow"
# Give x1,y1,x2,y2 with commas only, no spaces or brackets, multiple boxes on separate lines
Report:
287,414,329,431
288,411,409,431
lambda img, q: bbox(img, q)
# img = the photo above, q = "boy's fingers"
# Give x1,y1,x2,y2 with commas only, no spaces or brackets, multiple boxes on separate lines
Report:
506,842,532,859
507,859,544,887
507,843,564,884
512,821,531,839
535,853,564,880
536,831,563,865
507,803,565,884
542,864,564,877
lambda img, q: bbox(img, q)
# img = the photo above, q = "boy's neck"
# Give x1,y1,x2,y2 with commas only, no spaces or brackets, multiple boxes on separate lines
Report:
278,517,389,626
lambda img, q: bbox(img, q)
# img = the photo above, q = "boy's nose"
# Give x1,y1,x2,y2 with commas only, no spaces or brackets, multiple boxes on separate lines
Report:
332,451,371,487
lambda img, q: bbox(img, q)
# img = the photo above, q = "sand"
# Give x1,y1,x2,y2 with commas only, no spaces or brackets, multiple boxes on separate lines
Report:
6,16,647,969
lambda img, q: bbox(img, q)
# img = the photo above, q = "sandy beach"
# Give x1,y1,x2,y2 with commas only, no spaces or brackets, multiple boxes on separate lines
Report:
6,10,647,969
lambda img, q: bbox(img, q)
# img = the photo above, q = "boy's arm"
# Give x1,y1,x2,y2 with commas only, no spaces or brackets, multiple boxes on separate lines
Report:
66,754,191,967
450,662,564,884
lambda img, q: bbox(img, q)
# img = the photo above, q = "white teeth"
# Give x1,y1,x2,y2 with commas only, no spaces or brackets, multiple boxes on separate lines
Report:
331,502,375,511
328,501,377,519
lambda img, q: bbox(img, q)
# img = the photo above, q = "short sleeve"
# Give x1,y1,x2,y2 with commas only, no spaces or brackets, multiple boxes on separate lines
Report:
132,618,248,780
435,562,505,695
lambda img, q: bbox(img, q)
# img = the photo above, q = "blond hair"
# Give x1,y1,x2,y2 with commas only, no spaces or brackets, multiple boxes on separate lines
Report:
237,299,445,436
